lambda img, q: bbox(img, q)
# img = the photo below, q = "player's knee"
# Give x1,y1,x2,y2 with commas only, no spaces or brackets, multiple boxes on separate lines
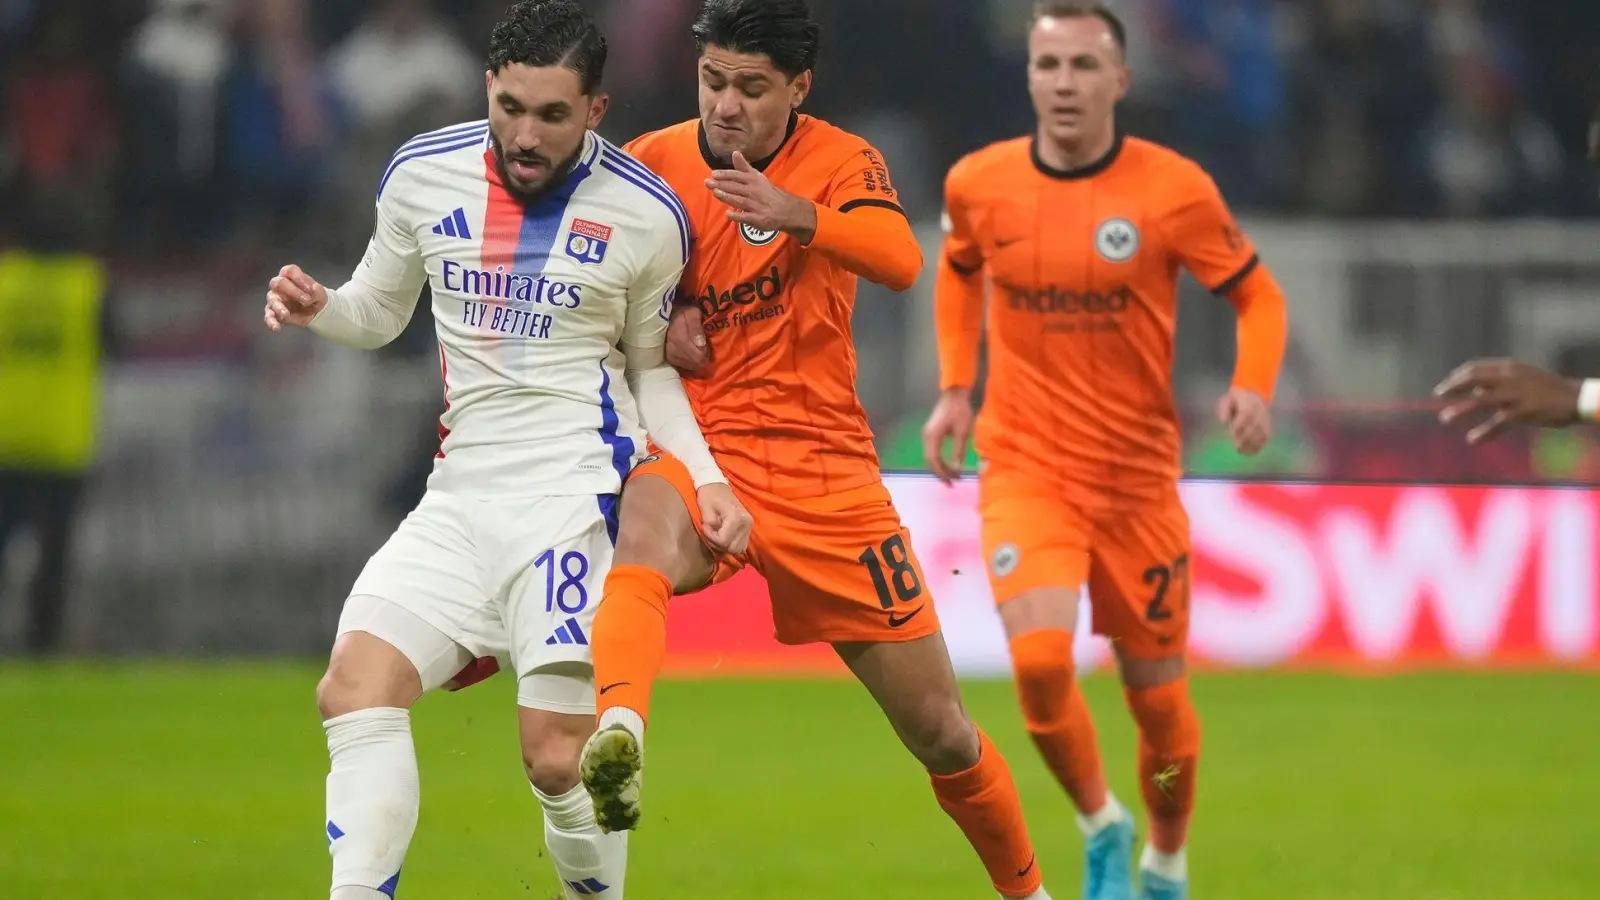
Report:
998,588,1081,639
1123,671,1200,757
1114,649,1186,692
906,702,982,775
317,667,381,720
317,631,422,720
519,706,590,796
523,746,581,796
1008,628,1078,727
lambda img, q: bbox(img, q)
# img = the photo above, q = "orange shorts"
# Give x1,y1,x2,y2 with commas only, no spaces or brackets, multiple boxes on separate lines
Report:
979,469,1191,658
630,451,941,646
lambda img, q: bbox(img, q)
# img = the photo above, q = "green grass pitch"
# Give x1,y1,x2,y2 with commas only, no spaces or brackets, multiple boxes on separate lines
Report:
3,665,1597,898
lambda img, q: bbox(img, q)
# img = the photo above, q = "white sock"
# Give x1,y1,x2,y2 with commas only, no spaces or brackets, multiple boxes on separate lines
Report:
535,782,628,898
1003,889,1053,899
1140,843,1188,882
597,706,646,748
325,708,418,898
1074,793,1128,837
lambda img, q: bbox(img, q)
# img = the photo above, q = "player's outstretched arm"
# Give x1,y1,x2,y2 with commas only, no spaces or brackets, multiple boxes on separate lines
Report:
1433,111,1600,445
264,264,424,351
267,164,429,348
1434,359,1590,444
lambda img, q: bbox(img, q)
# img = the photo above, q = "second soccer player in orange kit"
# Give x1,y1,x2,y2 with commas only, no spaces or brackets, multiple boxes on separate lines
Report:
924,4,1289,900
582,1,1052,898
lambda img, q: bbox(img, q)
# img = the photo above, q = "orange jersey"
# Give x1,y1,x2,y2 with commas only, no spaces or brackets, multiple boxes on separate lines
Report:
938,135,1283,502
625,114,918,499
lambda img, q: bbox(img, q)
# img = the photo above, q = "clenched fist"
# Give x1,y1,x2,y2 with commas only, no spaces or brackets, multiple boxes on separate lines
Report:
264,265,328,331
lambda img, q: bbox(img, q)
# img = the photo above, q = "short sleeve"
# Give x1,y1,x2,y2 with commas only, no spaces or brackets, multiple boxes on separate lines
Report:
1160,164,1259,294
623,202,691,350
940,159,985,275
825,142,907,216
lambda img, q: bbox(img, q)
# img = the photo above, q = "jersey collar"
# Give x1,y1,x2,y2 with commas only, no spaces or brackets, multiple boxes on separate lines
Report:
1030,132,1124,180
698,111,800,172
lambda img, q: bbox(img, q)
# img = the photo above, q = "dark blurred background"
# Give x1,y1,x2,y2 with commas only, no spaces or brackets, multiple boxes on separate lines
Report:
2,0,1599,657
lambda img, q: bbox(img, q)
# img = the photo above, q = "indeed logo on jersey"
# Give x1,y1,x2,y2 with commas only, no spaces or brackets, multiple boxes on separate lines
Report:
441,261,585,309
695,266,786,333
998,282,1133,334
1000,281,1132,315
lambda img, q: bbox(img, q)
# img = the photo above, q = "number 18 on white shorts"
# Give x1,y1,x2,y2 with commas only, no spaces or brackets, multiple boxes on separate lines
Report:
334,490,617,714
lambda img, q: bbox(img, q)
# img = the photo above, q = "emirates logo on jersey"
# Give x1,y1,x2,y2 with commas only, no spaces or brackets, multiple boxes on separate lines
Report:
739,222,780,246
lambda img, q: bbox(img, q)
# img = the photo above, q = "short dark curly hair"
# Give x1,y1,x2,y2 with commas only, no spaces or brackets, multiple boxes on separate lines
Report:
487,0,608,94
692,0,820,80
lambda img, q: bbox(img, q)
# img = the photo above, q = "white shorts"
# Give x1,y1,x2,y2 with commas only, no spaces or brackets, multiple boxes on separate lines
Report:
335,489,618,714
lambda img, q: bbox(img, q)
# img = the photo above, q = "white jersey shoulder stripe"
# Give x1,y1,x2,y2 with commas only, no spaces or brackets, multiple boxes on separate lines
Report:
596,139,690,226
400,119,489,154
596,140,691,264
378,121,490,199
579,131,604,170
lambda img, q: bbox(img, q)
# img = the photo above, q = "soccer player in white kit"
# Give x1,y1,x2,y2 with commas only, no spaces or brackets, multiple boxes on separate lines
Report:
261,2,750,897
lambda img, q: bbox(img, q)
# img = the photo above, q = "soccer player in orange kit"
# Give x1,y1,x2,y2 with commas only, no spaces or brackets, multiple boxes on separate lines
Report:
580,1,1053,897
923,4,1289,900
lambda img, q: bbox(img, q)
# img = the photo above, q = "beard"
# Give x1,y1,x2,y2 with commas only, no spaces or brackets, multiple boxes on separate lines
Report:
489,133,581,205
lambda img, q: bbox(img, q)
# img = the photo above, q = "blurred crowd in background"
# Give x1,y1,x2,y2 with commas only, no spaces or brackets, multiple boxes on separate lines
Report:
3,0,1600,655
4,0,1598,253
5,0,1600,251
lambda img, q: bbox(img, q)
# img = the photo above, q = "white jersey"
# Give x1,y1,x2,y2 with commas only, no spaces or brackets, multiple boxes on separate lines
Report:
347,120,691,498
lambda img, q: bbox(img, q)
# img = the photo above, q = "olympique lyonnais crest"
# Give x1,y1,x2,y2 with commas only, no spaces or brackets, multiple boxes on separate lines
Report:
566,218,613,265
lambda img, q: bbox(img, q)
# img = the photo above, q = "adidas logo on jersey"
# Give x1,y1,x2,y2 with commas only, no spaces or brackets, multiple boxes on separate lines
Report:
431,207,473,240
546,617,589,646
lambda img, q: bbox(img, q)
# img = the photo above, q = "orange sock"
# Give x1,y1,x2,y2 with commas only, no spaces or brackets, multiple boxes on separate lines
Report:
1009,629,1108,815
589,564,674,725
928,728,1044,899
1124,677,1201,853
